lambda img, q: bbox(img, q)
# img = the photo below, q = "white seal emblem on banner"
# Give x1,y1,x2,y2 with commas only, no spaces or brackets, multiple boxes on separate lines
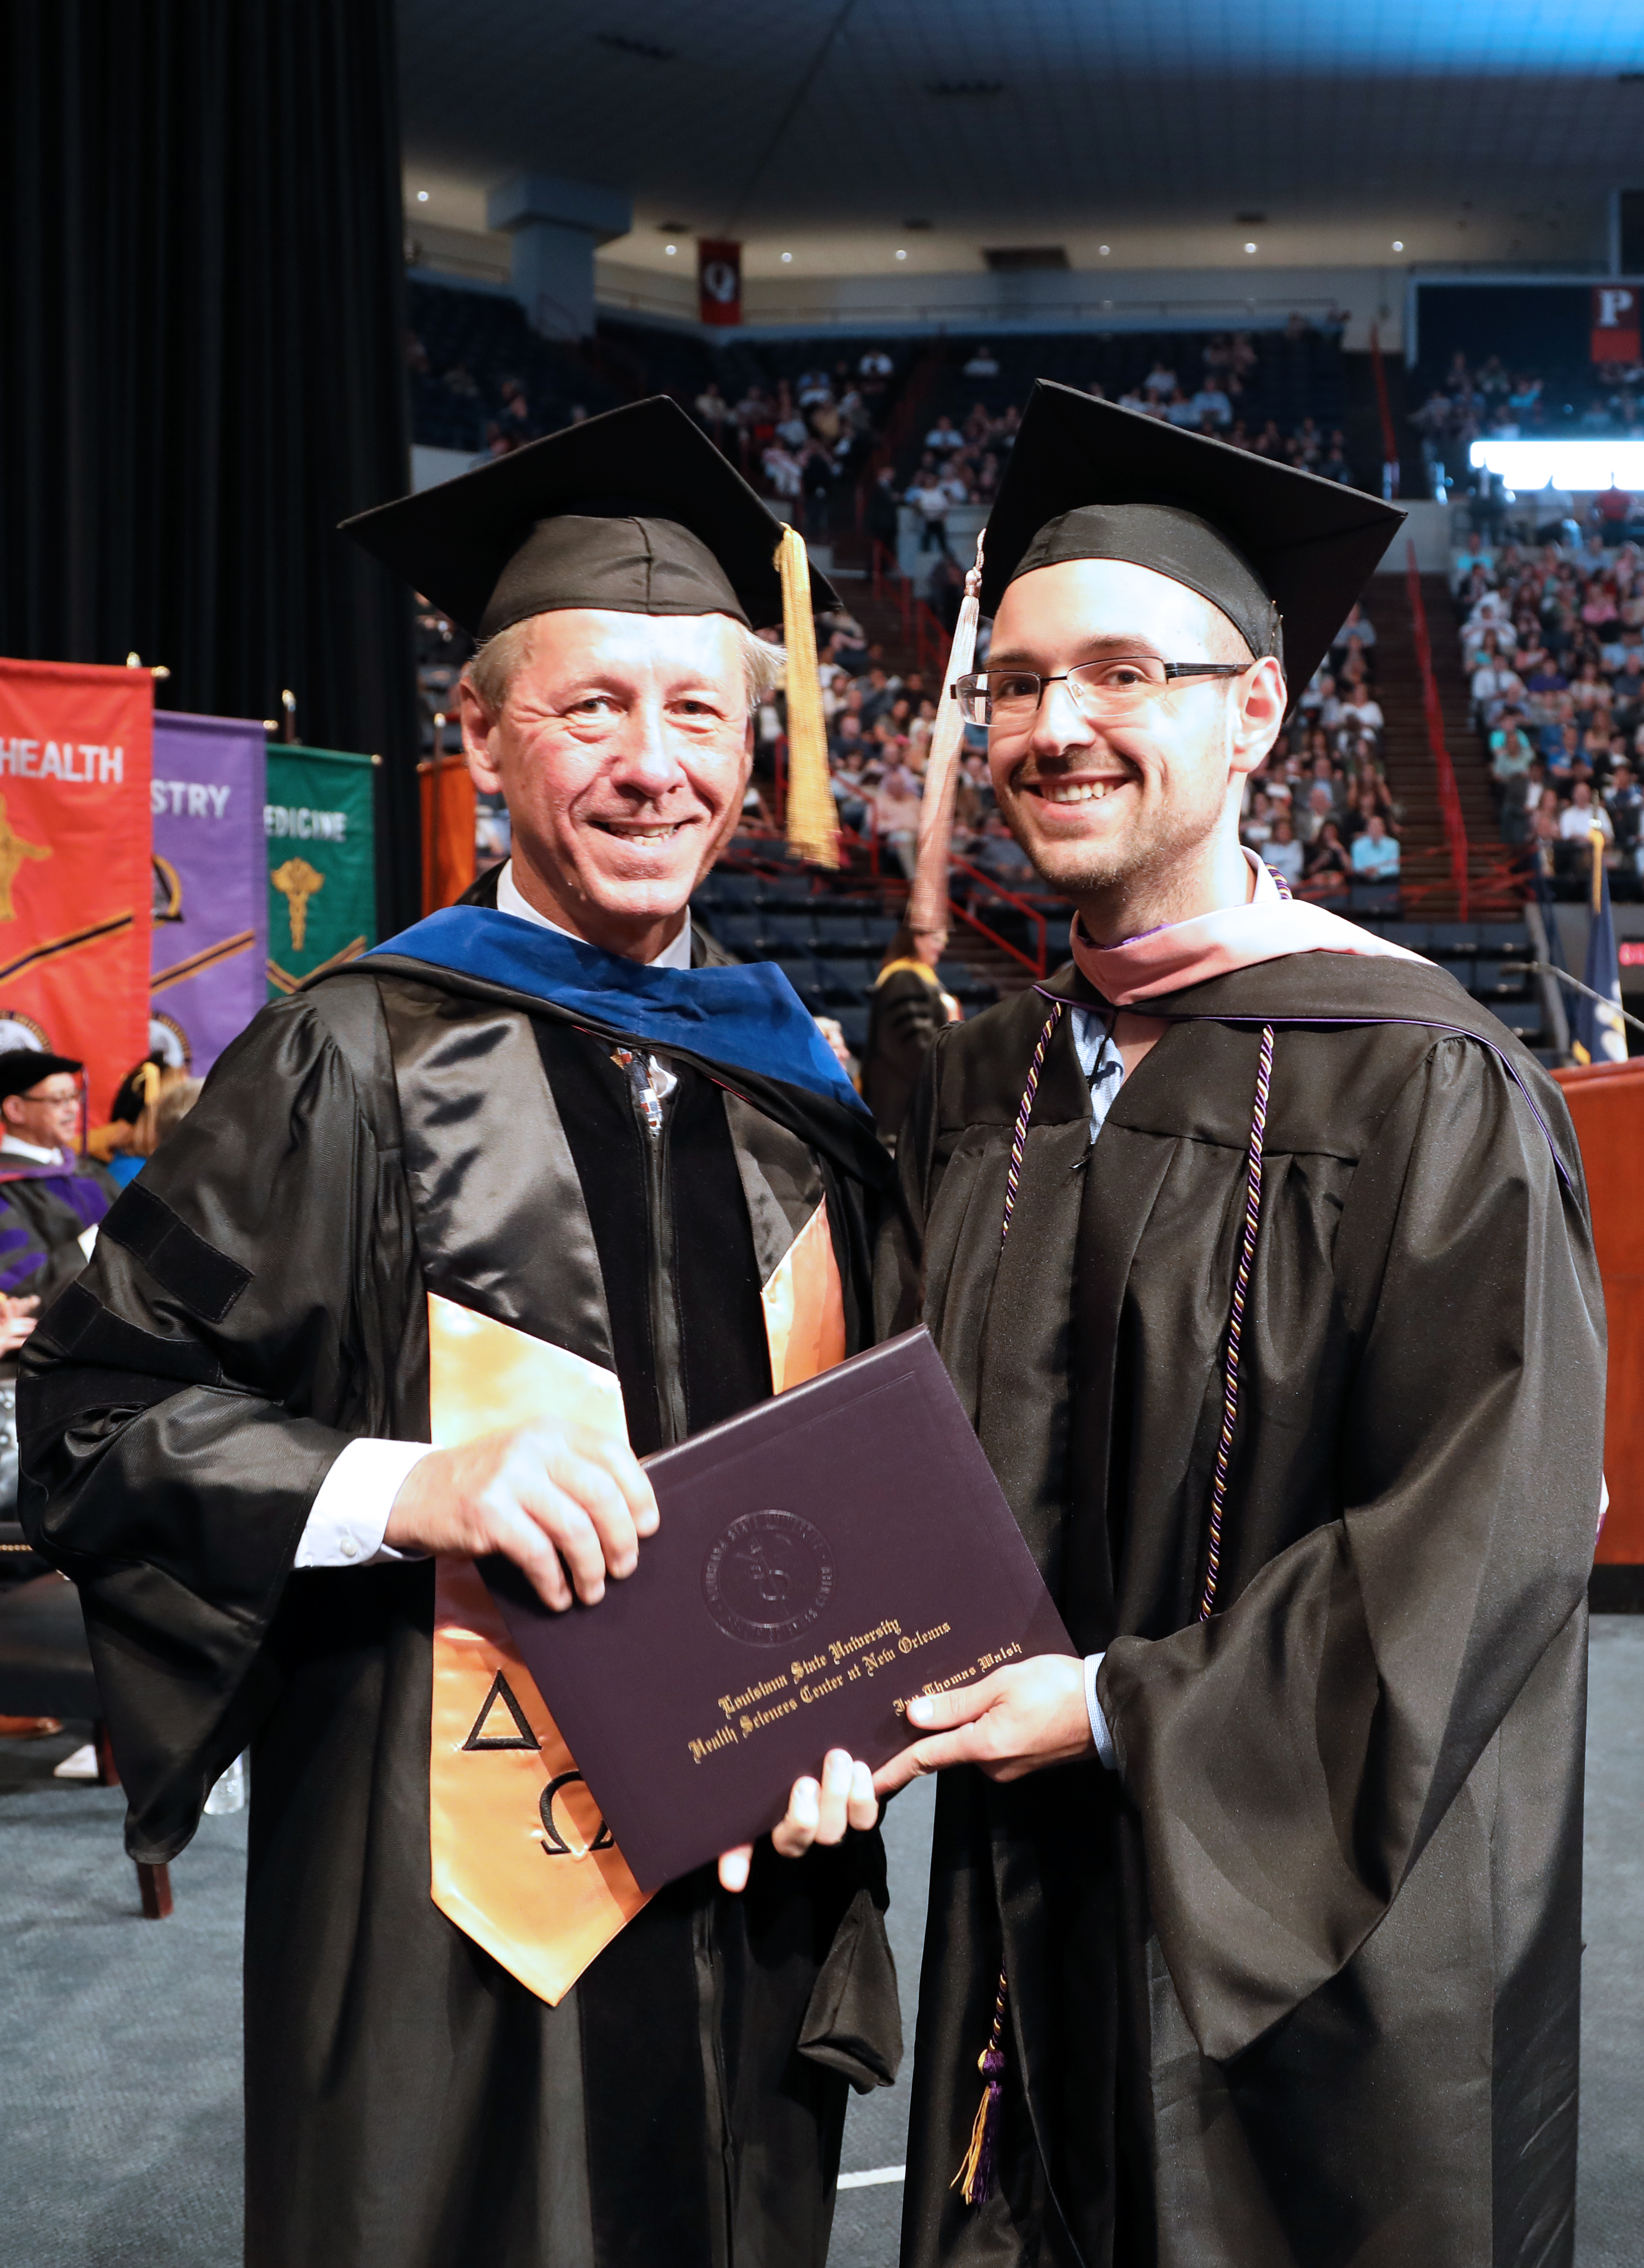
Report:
701,259,738,306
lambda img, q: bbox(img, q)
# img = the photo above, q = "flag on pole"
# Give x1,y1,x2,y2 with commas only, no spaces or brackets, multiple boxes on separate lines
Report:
0,657,153,1118
1572,828,1627,1064
150,711,268,1075
265,744,379,997
419,753,476,914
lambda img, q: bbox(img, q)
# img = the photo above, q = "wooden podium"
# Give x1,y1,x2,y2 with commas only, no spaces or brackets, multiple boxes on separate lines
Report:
1552,1061,1644,1574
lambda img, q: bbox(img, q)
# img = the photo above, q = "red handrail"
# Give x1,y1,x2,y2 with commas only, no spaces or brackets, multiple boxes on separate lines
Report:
1403,543,1470,918
944,852,1051,976
912,596,948,683
871,539,913,641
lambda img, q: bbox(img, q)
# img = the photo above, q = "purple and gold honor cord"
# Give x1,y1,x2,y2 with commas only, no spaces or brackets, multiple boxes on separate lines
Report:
957,988,1276,2206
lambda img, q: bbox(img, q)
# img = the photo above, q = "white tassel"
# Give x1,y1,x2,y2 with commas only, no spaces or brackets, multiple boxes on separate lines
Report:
909,532,986,939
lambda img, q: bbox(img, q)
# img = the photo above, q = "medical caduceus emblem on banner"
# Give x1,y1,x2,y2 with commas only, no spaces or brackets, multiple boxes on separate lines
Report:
270,856,324,953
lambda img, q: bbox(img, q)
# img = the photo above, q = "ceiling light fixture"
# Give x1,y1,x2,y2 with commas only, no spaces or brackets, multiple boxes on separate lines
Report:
781,251,793,263
895,248,907,260
1391,239,1404,251
1099,244,1111,256
417,190,429,202
665,244,677,255
1244,241,1257,254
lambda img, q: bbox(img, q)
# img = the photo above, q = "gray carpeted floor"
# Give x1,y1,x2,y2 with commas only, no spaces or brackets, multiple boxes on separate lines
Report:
0,1758,245,2266
1570,1619,1644,2267
2,1626,1639,2267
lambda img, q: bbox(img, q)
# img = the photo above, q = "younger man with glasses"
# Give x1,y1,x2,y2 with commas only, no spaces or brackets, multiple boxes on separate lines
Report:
876,385,1602,2268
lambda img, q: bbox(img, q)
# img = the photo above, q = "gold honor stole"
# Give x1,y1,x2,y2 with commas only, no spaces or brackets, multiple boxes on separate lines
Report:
428,1197,847,2005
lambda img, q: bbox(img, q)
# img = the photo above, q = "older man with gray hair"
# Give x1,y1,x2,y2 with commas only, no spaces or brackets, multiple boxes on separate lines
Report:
21,400,898,2268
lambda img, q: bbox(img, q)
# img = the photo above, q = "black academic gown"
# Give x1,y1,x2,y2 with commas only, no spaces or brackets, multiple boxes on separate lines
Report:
18,921,901,2268
879,954,1603,2268
863,964,952,1141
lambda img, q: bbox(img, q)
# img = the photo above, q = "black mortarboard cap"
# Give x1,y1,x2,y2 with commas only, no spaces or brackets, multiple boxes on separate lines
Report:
0,1048,82,1103
980,383,1404,692
341,395,839,638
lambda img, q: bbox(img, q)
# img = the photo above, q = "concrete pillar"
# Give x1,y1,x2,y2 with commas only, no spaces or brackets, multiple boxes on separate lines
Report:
486,175,632,340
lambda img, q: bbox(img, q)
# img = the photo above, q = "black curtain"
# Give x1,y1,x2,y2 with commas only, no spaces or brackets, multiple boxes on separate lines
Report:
0,0,420,931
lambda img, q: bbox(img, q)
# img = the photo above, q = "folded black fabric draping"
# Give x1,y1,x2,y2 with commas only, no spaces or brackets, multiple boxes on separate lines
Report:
19,942,900,2267
881,953,1601,2268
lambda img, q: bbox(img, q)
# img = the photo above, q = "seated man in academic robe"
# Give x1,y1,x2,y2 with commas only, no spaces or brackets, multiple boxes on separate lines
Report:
875,387,1604,2267
20,399,897,2268
0,1048,117,1303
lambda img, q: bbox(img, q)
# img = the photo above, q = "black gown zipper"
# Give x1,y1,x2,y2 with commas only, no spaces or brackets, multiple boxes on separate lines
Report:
613,1048,689,1448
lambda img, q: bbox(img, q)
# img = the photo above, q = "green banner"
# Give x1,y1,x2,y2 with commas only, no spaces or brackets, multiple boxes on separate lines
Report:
265,743,378,997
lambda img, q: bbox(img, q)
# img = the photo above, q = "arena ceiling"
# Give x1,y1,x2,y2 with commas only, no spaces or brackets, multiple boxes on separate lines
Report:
399,0,1644,276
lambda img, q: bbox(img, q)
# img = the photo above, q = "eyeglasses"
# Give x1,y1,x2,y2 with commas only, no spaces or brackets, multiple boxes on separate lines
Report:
955,657,1252,728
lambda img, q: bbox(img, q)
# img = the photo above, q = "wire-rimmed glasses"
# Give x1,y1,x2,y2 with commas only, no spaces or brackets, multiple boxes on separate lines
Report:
956,657,1252,728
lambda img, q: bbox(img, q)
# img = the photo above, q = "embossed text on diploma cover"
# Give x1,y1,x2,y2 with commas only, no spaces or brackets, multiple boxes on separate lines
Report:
483,1328,1072,1887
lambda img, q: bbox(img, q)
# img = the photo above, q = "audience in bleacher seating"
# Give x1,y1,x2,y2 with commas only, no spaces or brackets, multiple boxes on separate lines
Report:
1450,518,1644,893
1229,597,1408,900
1414,345,1644,503
413,288,1365,531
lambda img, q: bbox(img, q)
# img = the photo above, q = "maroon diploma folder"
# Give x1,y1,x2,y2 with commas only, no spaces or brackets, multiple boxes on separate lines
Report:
482,1327,1073,1889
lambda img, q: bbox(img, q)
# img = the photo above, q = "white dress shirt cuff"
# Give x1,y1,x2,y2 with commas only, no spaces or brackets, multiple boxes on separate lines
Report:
1084,1651,1116,1770
294,1437,434,1569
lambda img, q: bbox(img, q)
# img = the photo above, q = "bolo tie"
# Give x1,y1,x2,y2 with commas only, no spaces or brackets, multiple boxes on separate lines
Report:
953,974,1277,2208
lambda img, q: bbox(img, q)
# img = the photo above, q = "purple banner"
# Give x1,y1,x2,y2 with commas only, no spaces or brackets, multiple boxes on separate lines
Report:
150,711,268,1076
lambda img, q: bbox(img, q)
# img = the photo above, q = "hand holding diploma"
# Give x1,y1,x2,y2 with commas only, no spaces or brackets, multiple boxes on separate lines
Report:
717,1747,879,1892
386,1423,659,1609
445,1326,1075,1887
873,1654,1092,1793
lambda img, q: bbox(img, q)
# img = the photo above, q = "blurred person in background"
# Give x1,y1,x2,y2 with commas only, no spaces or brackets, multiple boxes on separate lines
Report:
861,918,959,1144
0,1051,117,1305
1350,807,1402,879
874,757,925,878
1303,815,1353,897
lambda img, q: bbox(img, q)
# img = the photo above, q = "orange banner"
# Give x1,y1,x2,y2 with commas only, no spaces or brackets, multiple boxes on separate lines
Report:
0,660,153,1119
418,754,476,915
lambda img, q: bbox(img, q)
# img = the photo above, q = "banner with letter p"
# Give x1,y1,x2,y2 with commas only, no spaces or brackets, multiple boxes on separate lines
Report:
0,658,152,1119
1592,283,1641,364
265,743,378,996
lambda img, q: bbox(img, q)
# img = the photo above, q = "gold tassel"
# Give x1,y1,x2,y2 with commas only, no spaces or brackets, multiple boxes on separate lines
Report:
950,1965,1009,2206
775,524,838,870
953,2067,994,2204
909,532,987,940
